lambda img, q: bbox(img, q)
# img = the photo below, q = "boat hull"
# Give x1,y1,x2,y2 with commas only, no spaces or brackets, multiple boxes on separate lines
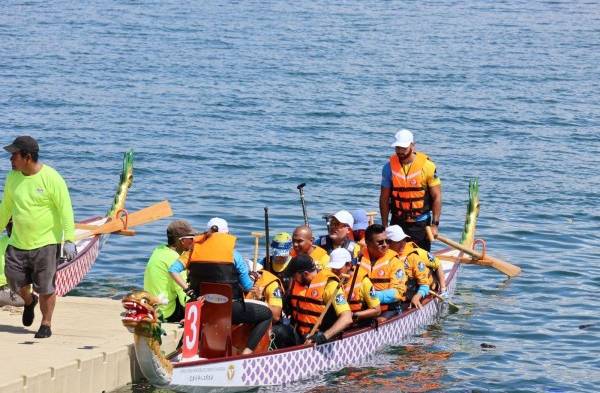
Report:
167,252,461,392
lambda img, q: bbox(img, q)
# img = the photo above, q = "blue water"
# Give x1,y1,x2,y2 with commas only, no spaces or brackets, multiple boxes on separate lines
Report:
1,0,600,391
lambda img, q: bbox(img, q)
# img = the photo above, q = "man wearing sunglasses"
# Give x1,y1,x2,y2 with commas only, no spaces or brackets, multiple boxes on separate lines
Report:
144,220,196,323
316,210,361,263
357,224,407,319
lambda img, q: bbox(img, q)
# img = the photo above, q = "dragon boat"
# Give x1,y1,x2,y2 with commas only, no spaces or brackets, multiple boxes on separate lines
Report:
122,180,480,392
0,151,134,306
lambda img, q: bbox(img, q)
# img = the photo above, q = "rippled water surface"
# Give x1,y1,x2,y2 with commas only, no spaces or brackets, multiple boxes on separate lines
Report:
1,0,599,392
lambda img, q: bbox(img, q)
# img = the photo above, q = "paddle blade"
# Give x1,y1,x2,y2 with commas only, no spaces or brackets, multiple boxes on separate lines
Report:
484,255,521,278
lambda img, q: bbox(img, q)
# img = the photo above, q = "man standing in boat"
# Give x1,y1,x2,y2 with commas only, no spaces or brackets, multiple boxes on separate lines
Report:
144,219,195,323
0,136,77,338
358,224,407,319
290,225,330,270
316,210,361,262
273,254,352,347
379,129,442,251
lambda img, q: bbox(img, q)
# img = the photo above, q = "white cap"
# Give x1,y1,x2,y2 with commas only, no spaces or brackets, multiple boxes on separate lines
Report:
329,248,352,269
332,210,354,230
391,129,414,148
206,217,229,233
385,225,409,242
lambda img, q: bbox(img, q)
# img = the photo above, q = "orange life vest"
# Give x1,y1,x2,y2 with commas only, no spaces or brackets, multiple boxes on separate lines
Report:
358,248,403,310
187,232,241,299
389,152,431,220
246,270,283,301
399,241,434,289
290,269,339,336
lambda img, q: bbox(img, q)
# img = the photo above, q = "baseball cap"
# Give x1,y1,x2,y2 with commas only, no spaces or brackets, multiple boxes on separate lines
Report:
167,220,196,239
391,129,414,148
271,232,292,257
206,217,229,233
284,254,316,276
385,225,409,242
328,248,352,269
352,209,368,231
332,210,354,229
4,136,39,154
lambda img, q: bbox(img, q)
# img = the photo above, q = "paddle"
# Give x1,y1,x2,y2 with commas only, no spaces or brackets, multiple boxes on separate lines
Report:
429,290,459,312
425,226,521,278
297,183,309,226
264,207,271,272
366,211,377,225
251,231,265,272
306,280,343,340
75,200,173,240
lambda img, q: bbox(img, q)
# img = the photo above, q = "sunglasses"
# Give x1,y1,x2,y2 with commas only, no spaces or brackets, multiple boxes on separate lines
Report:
178,235,195,240
375,239,388,246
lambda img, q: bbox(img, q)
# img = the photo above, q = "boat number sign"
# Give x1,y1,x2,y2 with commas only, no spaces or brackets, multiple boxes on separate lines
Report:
182,299,203,359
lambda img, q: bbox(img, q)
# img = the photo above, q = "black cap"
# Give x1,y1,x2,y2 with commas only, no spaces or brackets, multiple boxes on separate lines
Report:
4,136,39,154
167,220,196,239
284,254,317,276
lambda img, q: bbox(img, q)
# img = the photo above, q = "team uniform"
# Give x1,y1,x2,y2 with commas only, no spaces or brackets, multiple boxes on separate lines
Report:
290,245,330,270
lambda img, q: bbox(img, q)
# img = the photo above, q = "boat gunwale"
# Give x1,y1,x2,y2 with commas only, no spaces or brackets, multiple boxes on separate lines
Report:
56,215,105,272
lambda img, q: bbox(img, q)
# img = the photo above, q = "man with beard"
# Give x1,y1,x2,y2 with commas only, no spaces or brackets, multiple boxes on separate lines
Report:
379,129,442,251
316,210,361,262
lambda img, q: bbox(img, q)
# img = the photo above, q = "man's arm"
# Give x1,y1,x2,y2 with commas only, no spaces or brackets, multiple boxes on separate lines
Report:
379,187,391,227
429,185,442,237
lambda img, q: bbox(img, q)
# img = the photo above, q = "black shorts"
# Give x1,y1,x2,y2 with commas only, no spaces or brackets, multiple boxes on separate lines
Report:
4,244,60,295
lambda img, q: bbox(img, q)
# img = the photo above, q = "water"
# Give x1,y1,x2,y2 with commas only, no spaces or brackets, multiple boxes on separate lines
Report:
1,0,599,391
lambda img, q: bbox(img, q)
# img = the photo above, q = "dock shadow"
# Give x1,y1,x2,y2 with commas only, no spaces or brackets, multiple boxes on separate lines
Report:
0,323,34,335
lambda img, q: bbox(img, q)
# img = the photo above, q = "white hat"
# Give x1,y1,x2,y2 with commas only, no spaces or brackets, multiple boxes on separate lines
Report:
385,225,409,242
206,217,229,233
391,129,414,148
329,248,352,269
332,210,354,230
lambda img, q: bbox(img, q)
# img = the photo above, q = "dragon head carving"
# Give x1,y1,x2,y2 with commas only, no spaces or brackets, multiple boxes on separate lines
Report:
122,291,163,340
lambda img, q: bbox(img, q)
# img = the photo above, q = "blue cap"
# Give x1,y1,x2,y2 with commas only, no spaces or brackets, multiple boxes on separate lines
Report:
352,209,368,231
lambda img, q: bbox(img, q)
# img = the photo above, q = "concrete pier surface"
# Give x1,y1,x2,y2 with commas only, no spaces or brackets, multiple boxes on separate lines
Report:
0,296,181,393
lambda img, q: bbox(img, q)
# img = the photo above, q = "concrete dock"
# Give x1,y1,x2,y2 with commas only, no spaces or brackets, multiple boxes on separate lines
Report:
0,296,182,393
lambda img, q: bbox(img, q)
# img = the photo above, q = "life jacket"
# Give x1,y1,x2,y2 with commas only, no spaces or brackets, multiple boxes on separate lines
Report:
358,248,403,311
187,232,241,299
344,269,368,312
398,242,434,297
246,270,283,301
290,269,339,336
290,245,330,270
389,152,431,221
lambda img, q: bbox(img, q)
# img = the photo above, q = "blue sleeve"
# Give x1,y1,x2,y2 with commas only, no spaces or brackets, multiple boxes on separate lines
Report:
168,260,185,273
381,162,392,188
417,285,430,298
373,288,399,303
234,250,254,291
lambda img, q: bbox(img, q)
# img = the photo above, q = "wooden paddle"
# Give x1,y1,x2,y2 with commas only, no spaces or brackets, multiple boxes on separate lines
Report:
366,211,377,225
75,200,173,240
251,231,265,272
306,280,343,339
429,290,459,312
425,226,521,278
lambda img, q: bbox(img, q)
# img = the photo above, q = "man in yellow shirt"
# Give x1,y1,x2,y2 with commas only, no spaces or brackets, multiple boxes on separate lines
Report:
379,129,442,251
272,255,352,348
0,136,76,338
328,248,381,324
290,225,330,270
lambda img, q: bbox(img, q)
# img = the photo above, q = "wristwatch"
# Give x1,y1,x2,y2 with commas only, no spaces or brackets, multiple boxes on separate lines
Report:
432,220,440,226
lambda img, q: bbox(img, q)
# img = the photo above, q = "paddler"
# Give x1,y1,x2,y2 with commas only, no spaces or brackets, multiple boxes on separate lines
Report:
386,225,446,309
328,248,381,325
171,217,272,355
290,225,330,270
143,220,195,323
316,210,361,262
358,224,407,319
272,254,352,348
379,129,442,251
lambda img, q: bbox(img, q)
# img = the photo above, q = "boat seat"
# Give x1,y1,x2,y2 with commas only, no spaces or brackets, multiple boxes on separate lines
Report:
198,282,233,358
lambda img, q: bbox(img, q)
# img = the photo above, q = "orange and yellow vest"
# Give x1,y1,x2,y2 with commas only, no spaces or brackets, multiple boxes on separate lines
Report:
344,269,368,312
358,248,406,310
389,152,431,221
187,232,240,299
399,241,434,288
246,270,283,301
290,269,339,336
